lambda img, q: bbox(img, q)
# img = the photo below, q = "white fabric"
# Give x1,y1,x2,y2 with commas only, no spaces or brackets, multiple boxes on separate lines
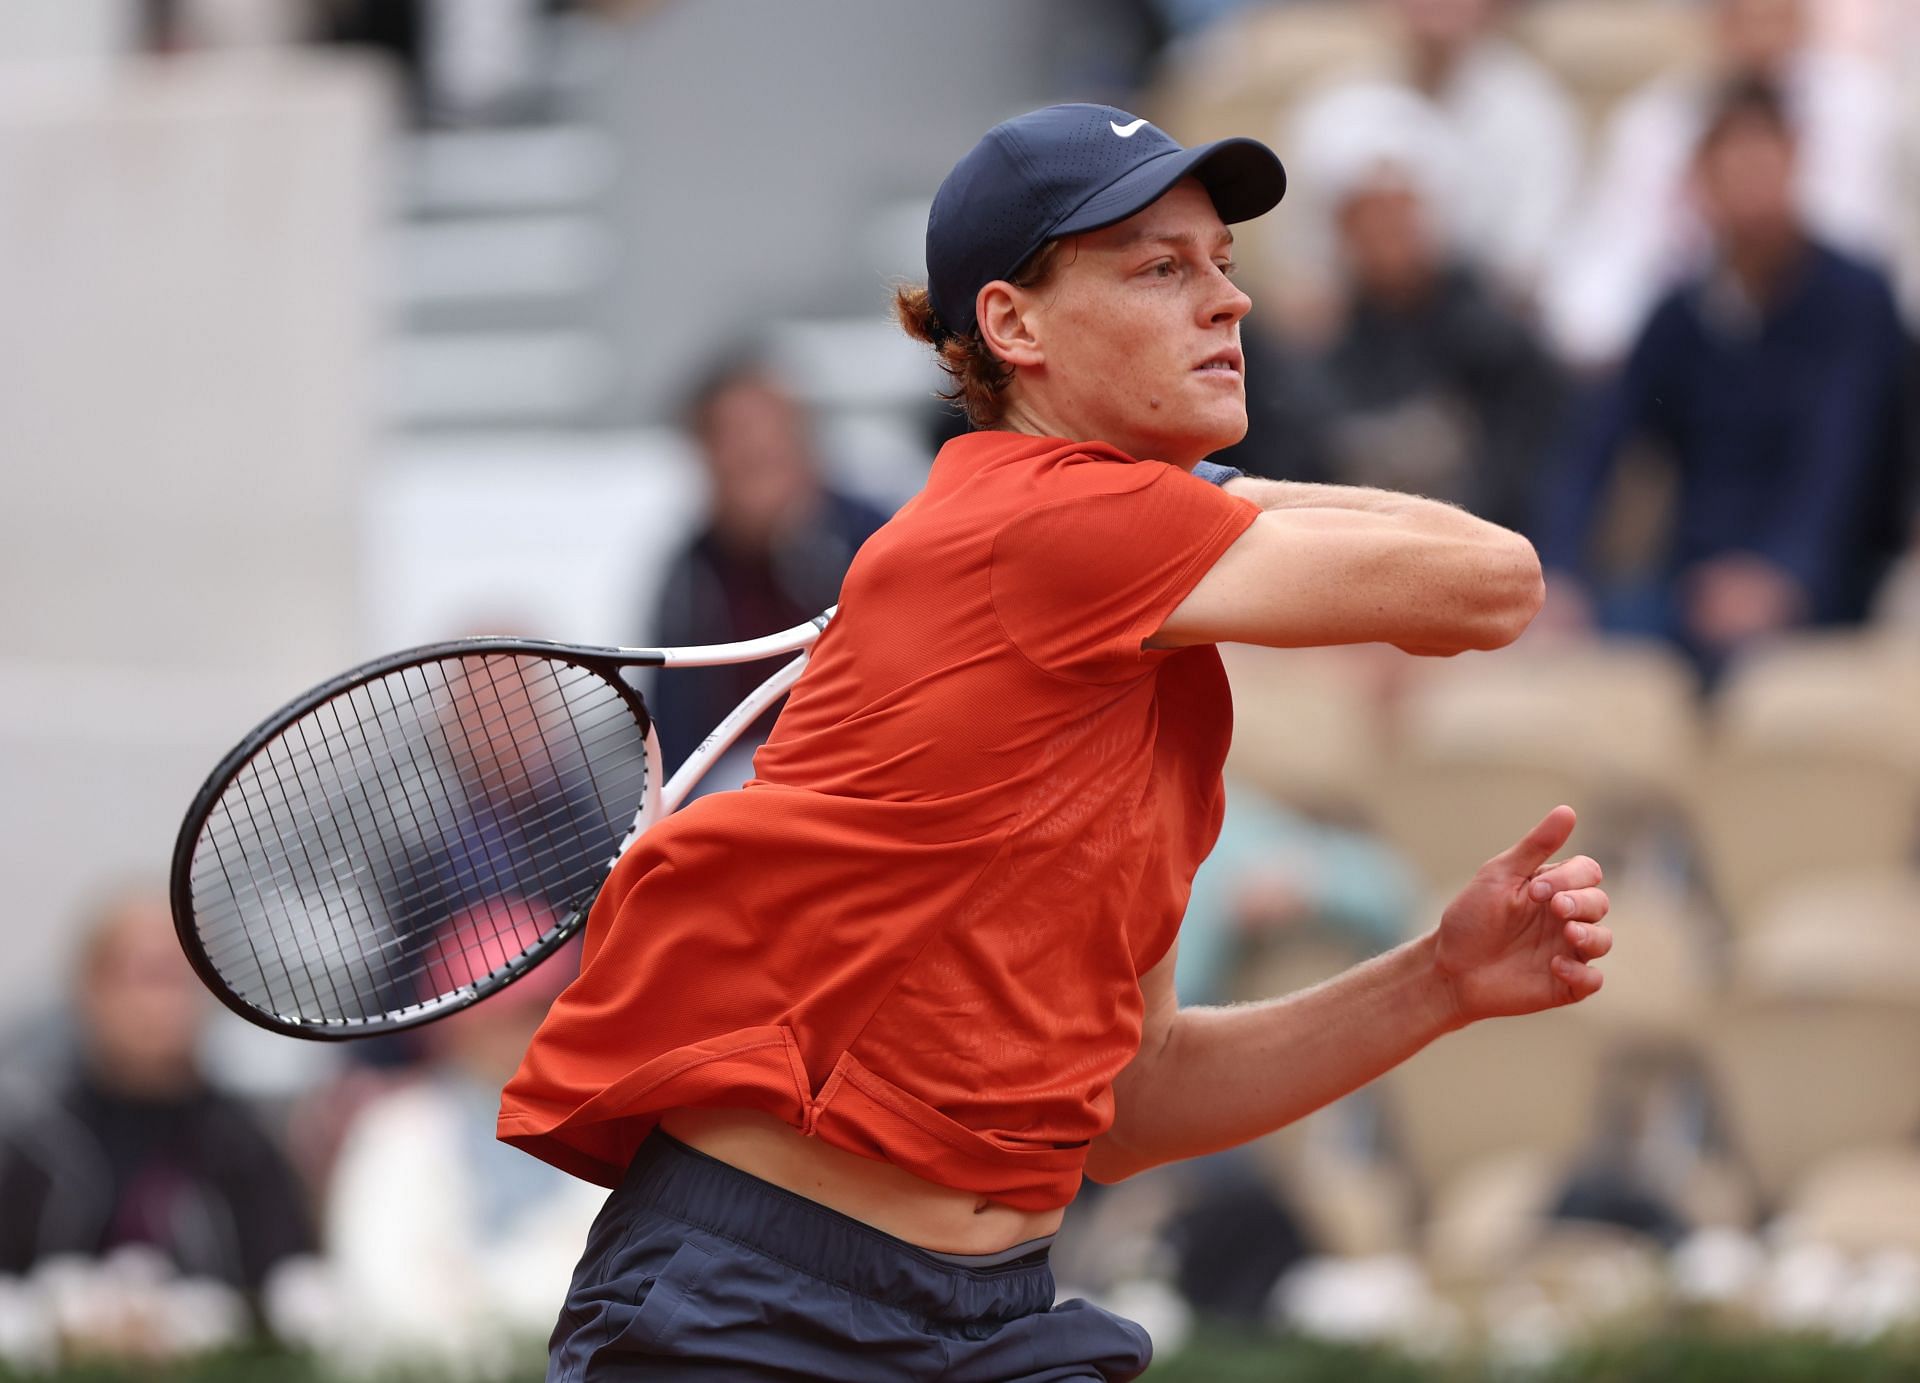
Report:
1285,40,1583,298
324,1078,605,1367
1291,80,1468,223
1422,37,1585,297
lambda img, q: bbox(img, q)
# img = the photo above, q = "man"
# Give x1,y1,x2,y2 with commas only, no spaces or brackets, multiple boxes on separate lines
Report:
1537,79,1910,680
501,105,1611,1380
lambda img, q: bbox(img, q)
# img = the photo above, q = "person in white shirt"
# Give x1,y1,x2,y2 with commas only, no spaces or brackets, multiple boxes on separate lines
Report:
1384,0,1584,303
325,925,603,1370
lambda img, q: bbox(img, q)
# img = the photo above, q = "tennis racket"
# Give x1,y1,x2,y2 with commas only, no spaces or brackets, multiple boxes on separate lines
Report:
169,610,833,1040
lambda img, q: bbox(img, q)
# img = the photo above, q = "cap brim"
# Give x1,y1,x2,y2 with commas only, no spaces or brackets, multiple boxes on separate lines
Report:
1052,137,1287,238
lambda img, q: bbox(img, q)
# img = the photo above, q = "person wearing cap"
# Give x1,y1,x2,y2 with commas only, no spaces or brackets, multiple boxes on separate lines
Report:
502,104,1613,1380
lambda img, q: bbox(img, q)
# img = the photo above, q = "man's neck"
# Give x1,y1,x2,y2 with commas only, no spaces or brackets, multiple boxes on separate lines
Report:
997,398,1201,470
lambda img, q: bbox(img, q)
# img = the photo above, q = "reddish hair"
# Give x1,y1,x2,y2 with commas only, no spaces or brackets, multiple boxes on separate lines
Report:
892,240,1068,428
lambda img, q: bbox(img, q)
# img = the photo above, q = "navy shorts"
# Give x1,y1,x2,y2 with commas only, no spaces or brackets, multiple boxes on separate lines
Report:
548,1131,1152,1381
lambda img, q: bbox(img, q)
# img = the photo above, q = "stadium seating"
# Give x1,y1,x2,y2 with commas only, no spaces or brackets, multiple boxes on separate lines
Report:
1511,0,1710,129
1145,0,1710,307
1381,1005,1603,1201
1564,876,1719,1042
1369,640,1699,888
1699,995,1920,1208
1735,870,1920,1004
1691,635,1920,923
1222,645,1386,821
1782,1144,1920,1255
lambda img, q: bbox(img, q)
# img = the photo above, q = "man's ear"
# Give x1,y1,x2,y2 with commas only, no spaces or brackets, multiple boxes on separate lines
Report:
977,281,1045,370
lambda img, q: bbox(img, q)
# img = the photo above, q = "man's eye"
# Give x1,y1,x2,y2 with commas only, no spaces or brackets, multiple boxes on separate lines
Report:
1218,260,1238,278
1147,261,1177,278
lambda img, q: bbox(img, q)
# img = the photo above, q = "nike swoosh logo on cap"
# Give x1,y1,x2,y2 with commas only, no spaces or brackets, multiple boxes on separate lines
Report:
1110,118,1148,137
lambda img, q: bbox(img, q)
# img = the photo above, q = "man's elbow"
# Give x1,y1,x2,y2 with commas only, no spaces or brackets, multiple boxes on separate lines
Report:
1461,533,1545,650
1081,1137,1149,1186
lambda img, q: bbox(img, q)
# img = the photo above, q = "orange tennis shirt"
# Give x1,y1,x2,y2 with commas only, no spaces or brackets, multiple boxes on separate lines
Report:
498,431,1260,1210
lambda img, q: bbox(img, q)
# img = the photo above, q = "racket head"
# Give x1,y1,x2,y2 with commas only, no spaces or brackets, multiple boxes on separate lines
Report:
170,640,658,1039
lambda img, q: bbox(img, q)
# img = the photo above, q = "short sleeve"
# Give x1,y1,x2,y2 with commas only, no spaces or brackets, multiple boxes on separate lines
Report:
990,461,1258,682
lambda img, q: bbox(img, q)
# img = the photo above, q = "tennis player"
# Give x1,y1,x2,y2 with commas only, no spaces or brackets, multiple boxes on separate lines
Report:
500,103,1612,1381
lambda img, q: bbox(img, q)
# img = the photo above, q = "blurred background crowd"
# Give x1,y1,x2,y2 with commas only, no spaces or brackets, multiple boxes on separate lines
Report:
3,0,1920,1376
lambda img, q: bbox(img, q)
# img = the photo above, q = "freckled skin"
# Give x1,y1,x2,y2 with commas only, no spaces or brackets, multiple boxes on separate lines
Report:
983,179,1253,469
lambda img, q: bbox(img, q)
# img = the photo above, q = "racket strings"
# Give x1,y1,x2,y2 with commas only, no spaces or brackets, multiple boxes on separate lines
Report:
196,676,646,986
186,654,649,1027
199,664,645,1020
278,661,642,991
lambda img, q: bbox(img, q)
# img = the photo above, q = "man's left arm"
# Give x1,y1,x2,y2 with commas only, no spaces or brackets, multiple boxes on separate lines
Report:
1085,806,1611,1182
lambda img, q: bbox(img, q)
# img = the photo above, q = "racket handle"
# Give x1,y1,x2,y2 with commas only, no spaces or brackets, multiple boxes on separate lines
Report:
660,649,811,813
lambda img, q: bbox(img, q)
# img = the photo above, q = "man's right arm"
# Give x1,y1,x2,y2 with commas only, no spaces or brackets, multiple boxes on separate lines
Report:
1150,486,1544,655
1218,476,1436,514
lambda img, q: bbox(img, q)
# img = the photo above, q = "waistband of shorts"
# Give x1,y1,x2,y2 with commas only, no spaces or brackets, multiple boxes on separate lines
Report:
616,1129,1056,1322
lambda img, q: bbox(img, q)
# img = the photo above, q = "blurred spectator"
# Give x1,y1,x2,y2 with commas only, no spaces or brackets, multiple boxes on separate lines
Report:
1381,0,1583,301
1550,1047,1726,1250
325,930,599,1368
1536,80,1911,680
646,353,887,787
1287,83,1568,534
318,0,564,124
136,0,307,52
1149,0,1258,41
1542,0,1900,366
317,0,429,116
0,888,315,1304
1202,325,1335,483
1163,1149,1313,1324
1176,779,1416,1009
1141,778,1414,1324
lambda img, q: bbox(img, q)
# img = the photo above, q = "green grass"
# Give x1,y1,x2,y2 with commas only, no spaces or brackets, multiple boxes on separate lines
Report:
1150,1329,1447,1381
5,1328,1920,1381
1148,1325,1920,1382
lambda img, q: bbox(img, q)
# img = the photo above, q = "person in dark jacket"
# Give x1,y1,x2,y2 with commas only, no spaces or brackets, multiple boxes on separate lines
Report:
1236,81,1567,533
1314,158,1568,537
1536,78,1912,678
646,355,887,783
0,889,315,1300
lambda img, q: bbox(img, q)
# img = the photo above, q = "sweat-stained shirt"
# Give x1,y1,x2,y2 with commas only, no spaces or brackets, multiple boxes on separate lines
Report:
497,431,1259,1211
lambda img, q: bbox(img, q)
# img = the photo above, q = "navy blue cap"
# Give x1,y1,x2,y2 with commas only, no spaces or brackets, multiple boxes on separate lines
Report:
925,103,1287,343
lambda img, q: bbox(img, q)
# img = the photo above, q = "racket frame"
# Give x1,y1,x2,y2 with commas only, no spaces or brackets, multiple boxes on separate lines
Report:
170,611,831,1039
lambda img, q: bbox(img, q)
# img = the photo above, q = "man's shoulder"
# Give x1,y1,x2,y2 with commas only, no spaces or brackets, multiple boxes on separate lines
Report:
930,432,1168,508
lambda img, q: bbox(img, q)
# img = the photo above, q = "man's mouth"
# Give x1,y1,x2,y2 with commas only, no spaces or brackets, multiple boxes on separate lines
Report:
1194,349,1243,376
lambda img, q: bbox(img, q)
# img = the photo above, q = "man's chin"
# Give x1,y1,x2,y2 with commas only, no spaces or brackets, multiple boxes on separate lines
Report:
1189,403,1248,456
1124,400,1247,463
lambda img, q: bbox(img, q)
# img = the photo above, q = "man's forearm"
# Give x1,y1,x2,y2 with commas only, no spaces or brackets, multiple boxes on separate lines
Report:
1212,475,1540,656
1222,475,1470,522
1086,934,1463,1182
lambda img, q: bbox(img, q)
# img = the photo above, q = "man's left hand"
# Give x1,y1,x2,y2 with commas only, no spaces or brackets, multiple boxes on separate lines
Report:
1432,806,1612,1026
